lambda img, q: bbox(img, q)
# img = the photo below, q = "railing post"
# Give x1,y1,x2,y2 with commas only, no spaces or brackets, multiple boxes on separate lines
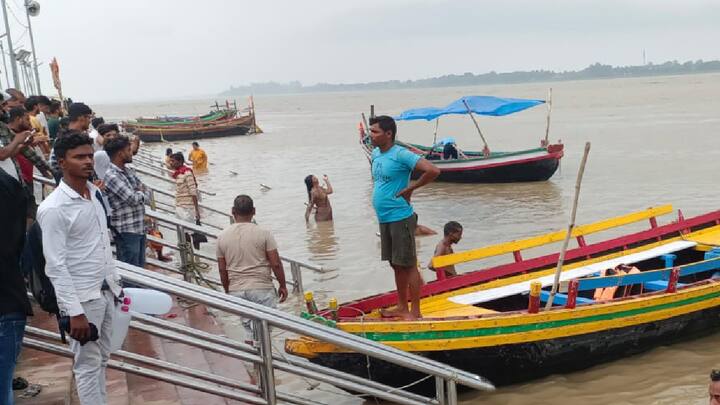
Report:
512,250,523,263
290,262,303,295
435,376,446,405
254,319,277,405
446,379,457,405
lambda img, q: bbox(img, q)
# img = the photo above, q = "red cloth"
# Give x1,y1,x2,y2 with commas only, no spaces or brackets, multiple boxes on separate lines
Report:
171,165,193,179
15,154,33,184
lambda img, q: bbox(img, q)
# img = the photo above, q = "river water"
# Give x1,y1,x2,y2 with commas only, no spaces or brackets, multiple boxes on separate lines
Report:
96,73,720,404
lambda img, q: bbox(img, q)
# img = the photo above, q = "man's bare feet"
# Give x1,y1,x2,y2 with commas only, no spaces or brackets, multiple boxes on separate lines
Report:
380,307,421,320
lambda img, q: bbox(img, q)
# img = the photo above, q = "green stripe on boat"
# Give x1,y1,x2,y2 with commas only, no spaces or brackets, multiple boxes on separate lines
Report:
357,291,720,342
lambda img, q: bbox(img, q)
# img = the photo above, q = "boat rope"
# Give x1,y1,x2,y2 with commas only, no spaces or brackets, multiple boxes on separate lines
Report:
177,241,216,292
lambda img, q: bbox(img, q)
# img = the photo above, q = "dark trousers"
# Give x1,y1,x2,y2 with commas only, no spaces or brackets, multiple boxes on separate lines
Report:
116,233,146,268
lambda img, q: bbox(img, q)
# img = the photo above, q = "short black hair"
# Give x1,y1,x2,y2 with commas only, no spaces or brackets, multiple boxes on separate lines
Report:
369,115,397,140
165,148,173,155
170,152,185,164
192,141,199,147
36,95,51,106
232,194,254,216
8,106,27,123
91,116,105,129
54,131,93,159
49,100,62,114
97,123,119,135
59,116,70,129
24,96,38,111
712,370,720,382
68,102,92,121
444,221,463,236
104,136,131,159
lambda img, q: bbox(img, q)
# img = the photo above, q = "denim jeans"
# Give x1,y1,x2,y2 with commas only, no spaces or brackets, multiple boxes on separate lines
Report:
0,312,27,405
116,233,146,268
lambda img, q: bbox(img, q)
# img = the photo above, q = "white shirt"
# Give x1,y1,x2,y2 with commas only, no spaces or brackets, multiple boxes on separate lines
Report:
88,128,101,152
37,181,121,316
37,111,49,133
0,158,19,182
94,150,111,181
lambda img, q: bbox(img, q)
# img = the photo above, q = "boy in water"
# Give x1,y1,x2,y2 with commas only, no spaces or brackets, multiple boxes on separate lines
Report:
428,221,463,279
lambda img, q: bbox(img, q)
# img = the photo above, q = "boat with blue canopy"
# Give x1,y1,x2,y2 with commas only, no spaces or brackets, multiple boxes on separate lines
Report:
358,94,564,183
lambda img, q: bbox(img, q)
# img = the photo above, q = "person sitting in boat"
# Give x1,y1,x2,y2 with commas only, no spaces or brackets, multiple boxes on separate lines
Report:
593,264,641,300
432,137,467,160
304,174,333,222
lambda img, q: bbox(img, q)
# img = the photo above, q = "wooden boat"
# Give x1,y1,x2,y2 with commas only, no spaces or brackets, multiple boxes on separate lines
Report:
285,205,720,393
127,114,255,143
359,95,564,183
129,109,235,127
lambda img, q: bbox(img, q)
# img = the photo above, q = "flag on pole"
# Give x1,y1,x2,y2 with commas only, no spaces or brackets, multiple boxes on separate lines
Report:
49,57,67,112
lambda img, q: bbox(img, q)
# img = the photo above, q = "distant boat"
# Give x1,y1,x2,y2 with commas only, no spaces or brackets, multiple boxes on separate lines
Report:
358,95,564,183
123,99,260,143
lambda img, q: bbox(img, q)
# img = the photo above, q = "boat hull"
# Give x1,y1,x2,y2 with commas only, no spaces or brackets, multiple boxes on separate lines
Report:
134,125,251,143
308,304,720,394
414,151,561,183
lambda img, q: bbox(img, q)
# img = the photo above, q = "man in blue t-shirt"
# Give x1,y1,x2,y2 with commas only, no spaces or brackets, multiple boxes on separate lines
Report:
369,115,439,319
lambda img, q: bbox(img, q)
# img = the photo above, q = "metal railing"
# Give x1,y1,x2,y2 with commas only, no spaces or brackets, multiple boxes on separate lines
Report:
33,174,326,294
117,261,494,403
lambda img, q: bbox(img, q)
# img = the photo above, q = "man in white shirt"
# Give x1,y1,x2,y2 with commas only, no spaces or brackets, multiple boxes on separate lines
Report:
92,124,120,181
37,131,122,405
88,117,104,152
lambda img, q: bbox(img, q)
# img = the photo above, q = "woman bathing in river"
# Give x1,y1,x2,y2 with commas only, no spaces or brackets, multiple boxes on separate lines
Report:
304,174,333,222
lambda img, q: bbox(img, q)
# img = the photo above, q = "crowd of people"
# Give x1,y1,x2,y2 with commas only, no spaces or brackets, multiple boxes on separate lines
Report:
0,86,462,404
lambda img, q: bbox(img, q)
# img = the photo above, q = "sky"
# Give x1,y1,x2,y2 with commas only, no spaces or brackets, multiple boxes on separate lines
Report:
2,0,718,103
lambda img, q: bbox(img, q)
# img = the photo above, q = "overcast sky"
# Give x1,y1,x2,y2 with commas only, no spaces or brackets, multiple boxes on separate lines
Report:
3,0,718,103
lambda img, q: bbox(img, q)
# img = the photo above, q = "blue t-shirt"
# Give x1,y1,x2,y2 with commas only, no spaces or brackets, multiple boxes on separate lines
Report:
371,145,421,223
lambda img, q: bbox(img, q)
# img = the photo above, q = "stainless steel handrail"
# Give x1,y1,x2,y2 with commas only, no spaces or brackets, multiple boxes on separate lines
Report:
118,261,494,393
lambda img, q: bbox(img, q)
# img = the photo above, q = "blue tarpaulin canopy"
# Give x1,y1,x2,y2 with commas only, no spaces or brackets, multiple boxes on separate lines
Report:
396,96,545,121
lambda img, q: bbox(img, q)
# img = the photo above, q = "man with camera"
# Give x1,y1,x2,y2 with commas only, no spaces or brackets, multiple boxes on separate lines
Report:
37,132,122,405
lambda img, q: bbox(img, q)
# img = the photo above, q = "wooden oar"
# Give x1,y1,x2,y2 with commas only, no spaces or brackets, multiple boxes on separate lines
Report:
545,142,591,309
462,99,490,157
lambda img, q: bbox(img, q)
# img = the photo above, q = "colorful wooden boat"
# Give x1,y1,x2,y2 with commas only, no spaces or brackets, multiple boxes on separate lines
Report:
285,206,720,392
359,95,564,183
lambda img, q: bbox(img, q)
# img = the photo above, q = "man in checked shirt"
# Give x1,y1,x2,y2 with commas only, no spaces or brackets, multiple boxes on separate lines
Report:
102,136,149,268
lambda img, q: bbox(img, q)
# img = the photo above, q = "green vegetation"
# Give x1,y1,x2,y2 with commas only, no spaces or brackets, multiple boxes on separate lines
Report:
220,59,720,96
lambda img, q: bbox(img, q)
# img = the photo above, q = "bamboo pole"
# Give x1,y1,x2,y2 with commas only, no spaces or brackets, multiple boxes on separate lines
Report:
544,88,553,146
461,99,490,156
545,142,591,309
431,118,440,150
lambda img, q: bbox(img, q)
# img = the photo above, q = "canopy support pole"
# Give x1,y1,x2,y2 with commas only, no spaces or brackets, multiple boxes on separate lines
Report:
545,142,591,309
462,99,490,157
431,118,440,152
543,88,553,147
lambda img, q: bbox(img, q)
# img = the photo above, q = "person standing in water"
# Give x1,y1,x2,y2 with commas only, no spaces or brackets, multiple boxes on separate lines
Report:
188,142,208,172
304,174,333,222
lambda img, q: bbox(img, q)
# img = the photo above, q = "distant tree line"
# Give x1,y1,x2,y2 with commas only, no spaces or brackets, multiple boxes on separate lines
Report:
219,59,720,96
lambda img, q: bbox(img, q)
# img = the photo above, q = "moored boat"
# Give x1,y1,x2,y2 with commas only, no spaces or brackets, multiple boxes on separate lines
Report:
128,114,255,143
359,95,564,183
285,206,720,392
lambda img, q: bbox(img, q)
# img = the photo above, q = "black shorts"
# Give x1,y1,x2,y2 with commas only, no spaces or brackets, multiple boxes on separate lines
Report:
379,213,417,267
